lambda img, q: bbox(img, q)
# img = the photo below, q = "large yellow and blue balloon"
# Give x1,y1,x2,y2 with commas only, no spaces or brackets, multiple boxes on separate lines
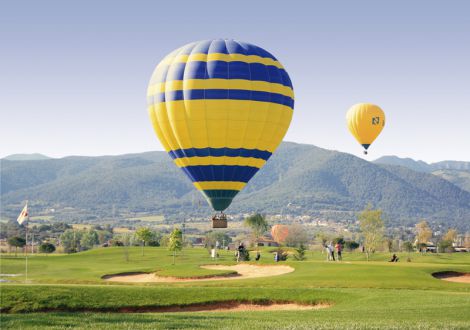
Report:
346,103,385,154
147,39,294,212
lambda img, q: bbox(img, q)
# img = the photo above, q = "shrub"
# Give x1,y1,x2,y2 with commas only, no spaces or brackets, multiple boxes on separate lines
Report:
344,240,360,251
293,244,307,261
39,243,56,254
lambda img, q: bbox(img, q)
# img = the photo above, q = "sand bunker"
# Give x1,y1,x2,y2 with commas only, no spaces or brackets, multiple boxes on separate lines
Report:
11,301,330,314
117,301,329,313
433,271,470,283
103,264,294,283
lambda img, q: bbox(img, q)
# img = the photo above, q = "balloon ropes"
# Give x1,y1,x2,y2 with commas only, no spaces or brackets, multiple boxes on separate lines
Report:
147,39,294,227
346,103,385,155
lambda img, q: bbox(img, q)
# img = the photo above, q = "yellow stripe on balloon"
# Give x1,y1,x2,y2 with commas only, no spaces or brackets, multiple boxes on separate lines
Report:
147,79,294,99
173,156,266,168
193,181,246,191
157,53,284,69
153,99,293,151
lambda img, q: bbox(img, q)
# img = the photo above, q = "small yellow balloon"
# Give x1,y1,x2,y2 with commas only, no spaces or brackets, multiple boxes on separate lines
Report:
346,103,385,154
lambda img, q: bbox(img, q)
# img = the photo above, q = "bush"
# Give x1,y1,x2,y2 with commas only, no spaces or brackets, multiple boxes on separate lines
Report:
109,239,124,246
293,244,307,261
344,240,360,251
39,243,56,254
333,237,345,245
8,236,26,256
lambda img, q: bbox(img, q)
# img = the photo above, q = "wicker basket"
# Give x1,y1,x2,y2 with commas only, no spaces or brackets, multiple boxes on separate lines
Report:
212,215,227,228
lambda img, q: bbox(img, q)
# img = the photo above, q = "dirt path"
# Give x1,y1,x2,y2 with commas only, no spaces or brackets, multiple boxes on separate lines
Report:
433,271,470,283
103,264,294,283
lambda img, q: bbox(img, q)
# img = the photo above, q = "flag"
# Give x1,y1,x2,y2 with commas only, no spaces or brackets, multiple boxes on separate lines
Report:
17,203,29,225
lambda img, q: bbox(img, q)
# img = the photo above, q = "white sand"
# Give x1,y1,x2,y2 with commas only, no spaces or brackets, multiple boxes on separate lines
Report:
435,272,470,283
104,264,294,283
116,301,329,313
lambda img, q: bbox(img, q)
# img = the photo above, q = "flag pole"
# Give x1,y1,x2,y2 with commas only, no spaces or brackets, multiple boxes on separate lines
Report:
25,201,29,284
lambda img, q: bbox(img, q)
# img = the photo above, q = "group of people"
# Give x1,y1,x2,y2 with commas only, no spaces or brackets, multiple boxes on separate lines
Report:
236,243,250,262
325,242,342,261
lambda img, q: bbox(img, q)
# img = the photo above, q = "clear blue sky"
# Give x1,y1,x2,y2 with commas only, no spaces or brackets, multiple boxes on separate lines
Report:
1,0,469,162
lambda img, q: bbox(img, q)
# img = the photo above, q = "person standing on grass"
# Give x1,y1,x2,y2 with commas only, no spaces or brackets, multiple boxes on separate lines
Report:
336,242,342,261
329,242,336,261
325,244,331,261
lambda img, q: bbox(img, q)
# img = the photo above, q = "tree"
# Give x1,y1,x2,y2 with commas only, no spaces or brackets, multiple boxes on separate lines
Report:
147,231,162,247
344,240,360,252
358,205,384,261
80,230,99,250
415,220,432,252
315,232,330,247
244,214,269,247
293,243,307,261
332,237,345,245
97,230,113,245
8,236,26,256
443,229,458,243
284,224,309,247
465,233,470,249
168,228,183,265
438,240,453,253
403,241,414,253
39,243,56,255
113,232,131,261
159,234,170,247
384,238,393,253
135,227,153,256
204,231,231,249
60,230,82,253
0,220,24,240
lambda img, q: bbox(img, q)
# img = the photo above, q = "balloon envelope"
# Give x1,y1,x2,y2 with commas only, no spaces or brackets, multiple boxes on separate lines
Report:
147,39,294,211
346,103,385,151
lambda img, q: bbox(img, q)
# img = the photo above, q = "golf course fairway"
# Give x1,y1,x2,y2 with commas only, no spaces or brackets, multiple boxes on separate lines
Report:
1,247,469,329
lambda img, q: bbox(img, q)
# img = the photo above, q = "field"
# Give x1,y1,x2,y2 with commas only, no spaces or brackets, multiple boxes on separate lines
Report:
29,216,55,221
127,215,165,222
1,247,469,329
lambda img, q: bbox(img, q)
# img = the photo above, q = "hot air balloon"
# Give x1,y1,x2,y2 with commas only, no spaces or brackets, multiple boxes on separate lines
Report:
346,103,385,155
271,224,289,244
147,39,294,228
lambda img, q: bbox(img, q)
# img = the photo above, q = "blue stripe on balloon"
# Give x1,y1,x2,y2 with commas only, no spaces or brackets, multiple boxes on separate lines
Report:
174,40,278,61
149,89,294,108
156,61,292,89
180,165,260,183
168,148,272,160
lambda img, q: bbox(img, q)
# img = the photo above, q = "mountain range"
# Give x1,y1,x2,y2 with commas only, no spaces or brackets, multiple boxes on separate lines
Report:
1,142,469,231
374,156,470,193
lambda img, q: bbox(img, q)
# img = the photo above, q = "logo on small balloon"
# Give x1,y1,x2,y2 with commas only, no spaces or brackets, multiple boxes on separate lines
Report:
372,117,380,125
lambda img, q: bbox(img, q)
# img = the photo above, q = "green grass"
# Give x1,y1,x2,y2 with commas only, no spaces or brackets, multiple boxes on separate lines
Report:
1,247,469,329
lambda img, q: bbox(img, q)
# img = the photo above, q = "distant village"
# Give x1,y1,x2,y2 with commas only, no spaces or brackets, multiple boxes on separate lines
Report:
1,205,469,255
